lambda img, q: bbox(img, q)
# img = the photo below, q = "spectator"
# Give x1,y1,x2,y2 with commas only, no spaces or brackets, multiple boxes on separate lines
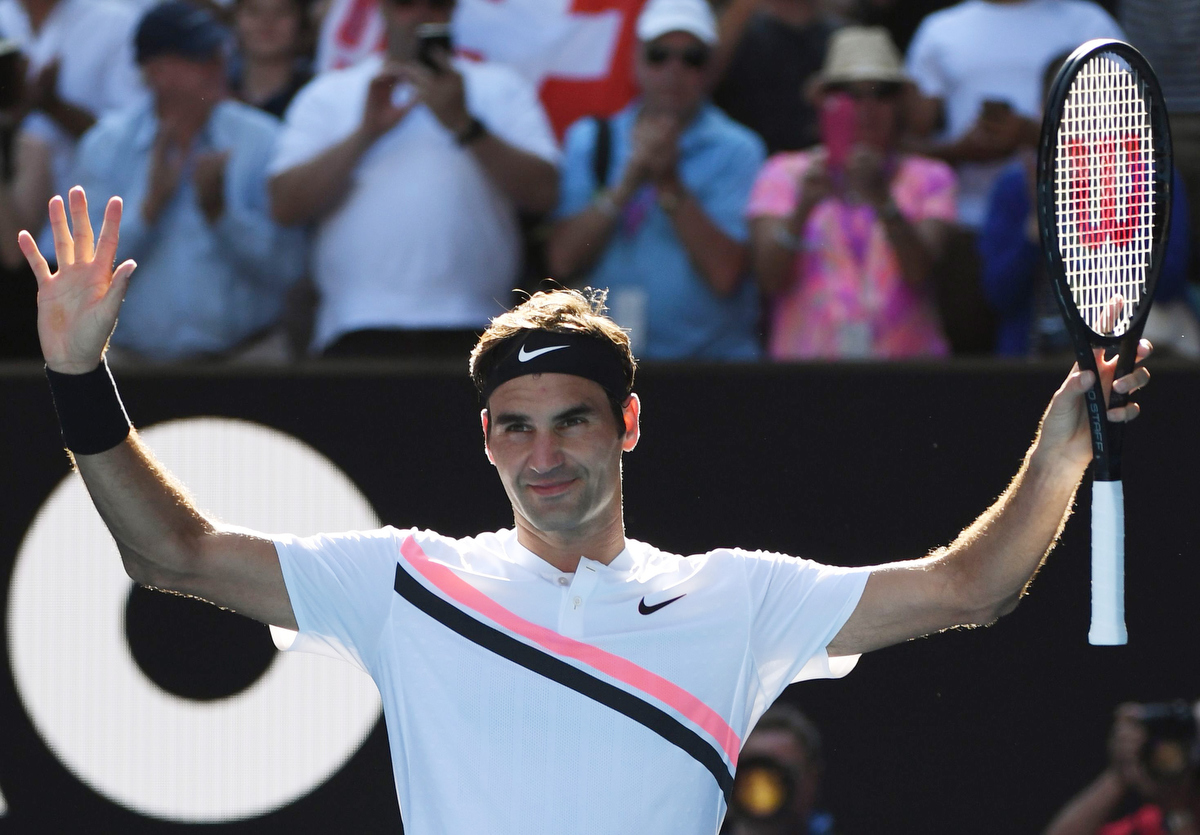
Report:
1044,701,1200,835
724,704,837,835
73,0,305,362
711,0,837,154
834,0,947,53
0,0,145,357
979,53,1198,358
268,0,559,359
1121,1,1200,286
747,27,954,360
905,0,1123,230
228,0,314,119
0,0,146,225
547,0,765,360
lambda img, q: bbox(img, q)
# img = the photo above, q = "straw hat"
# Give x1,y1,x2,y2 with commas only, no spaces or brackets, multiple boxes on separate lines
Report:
814,26,910,87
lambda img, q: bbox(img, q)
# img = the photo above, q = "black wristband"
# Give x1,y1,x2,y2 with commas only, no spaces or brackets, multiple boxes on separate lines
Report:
45,357,132,455
455,117,488,146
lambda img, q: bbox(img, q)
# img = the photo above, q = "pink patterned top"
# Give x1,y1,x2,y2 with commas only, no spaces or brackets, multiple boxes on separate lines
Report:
746,151,957,360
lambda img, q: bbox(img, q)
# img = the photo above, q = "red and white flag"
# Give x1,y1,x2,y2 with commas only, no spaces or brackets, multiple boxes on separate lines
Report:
314,0,647,137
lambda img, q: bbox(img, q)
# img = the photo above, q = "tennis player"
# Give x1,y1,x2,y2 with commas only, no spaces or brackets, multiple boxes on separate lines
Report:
22,187,1152,834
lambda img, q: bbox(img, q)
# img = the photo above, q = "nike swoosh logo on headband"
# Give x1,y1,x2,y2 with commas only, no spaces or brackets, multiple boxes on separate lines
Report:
518,345,569,362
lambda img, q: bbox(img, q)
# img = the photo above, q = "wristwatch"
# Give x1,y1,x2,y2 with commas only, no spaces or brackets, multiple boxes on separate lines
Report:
658,186,683,216
455,117,488,147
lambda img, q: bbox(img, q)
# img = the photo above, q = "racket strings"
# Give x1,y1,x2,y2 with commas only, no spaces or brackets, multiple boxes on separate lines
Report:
1054,53,1156,337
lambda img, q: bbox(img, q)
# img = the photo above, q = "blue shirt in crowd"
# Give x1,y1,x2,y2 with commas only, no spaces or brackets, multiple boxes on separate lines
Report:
556,102,766,360
979,160,1191,356
73,99,306,360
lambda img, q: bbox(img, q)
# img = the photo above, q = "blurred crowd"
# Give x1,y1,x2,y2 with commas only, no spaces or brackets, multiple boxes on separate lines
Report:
0,0,1197,365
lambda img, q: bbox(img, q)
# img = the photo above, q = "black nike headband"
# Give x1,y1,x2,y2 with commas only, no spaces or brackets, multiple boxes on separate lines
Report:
479,329,630,406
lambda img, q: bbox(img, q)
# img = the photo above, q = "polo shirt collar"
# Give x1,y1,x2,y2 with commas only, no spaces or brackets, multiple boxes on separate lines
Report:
504,530,638,580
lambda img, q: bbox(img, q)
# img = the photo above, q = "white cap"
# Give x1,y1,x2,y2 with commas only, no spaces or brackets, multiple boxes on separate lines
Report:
635,0,718,46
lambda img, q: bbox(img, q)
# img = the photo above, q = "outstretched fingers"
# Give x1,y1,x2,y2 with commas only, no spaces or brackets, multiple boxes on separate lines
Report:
48,194,74,266
94,195,123,268
99,258,136,321
68,186,95,263
17,230,51,286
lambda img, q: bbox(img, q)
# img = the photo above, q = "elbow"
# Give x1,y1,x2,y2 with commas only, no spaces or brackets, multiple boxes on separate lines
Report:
116,531,208,594
940,558,1025,629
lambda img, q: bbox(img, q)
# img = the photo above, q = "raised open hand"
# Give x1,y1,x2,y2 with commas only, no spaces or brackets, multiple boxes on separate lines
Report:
17,186,136,374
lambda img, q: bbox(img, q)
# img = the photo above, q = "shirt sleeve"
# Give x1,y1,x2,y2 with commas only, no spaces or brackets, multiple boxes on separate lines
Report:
914,158,957,222
739,549,871,702
746,153,801,219
271,527,402,675
978,162,1038,316
904,18,947,99
269,75,360,175
213,108,307,288
469,64,560,164
693,130,765,243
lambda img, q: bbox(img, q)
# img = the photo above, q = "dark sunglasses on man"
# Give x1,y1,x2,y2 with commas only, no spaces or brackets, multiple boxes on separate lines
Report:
643,43,709,70
391,0,454,9
824,82,903,101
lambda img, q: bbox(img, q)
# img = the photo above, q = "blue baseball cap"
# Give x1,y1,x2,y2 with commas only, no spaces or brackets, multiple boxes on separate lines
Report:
135,1,229,64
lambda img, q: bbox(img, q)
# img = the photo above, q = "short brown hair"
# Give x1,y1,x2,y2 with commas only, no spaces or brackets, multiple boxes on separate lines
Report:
470,288,637,422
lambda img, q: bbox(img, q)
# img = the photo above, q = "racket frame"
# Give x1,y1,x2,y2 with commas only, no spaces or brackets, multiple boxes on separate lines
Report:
1036,37,1172,482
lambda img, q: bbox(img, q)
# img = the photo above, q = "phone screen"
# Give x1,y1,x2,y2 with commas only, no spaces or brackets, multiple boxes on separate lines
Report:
416,24,453,72
820,92,857,172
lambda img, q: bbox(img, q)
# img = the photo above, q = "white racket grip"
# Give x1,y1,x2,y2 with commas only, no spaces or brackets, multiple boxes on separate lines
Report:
1089,480,1127,645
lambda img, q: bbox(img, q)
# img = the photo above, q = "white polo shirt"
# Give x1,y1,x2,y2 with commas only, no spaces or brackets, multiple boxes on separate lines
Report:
269,55,560,352
272,526,869,834
905,0,1123,226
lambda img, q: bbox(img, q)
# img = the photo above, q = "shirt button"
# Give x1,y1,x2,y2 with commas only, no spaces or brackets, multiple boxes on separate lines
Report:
572,596,582,610
557,577,570,586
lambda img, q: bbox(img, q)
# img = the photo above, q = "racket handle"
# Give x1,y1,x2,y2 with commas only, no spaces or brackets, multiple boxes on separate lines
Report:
1089,480,1127,645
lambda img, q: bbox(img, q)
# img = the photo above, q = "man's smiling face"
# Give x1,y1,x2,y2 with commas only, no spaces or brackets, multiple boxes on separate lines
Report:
483,373,637,537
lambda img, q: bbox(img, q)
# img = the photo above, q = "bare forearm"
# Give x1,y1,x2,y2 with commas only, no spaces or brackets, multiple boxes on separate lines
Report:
74,431,215,588
1043,770,1127,835
469,134,558,214
269,128,374,226
940,436,1086,623
667,187,746,296
752,207,815,296
880,210,936,287
43,99,96,140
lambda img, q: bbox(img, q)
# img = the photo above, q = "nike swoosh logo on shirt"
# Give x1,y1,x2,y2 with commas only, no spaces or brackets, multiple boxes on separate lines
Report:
518,344,569,362
638,594,686,615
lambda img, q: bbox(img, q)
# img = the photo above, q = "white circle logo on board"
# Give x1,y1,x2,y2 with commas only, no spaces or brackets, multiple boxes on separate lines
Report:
7,418,383,823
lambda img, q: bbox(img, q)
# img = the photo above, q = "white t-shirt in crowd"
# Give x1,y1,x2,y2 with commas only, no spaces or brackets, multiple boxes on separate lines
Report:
906,0,1123,226
271,526,870,834
269,55,560,352
0,0,146,201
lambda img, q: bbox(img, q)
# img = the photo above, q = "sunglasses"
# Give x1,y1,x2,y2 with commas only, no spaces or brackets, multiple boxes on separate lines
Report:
391,0,454,8
825,82,903,101
643,43,710,70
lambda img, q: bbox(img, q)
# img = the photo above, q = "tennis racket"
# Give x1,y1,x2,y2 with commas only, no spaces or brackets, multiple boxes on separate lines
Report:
1037,39,1172,646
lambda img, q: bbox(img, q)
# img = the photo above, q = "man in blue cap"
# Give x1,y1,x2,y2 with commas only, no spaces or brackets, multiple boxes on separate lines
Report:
70,0,304,362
